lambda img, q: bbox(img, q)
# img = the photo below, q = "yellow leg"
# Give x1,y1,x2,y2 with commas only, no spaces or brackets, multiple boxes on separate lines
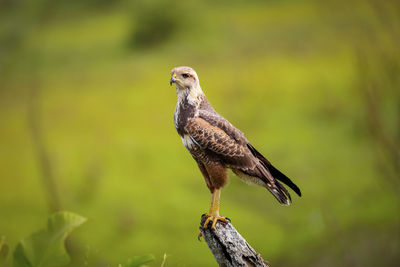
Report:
203,189,228,228
208,191,215,215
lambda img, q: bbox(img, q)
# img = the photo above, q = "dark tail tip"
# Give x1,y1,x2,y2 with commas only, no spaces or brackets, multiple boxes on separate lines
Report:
269,164,301,197
247,143,302,197
266,180,292,205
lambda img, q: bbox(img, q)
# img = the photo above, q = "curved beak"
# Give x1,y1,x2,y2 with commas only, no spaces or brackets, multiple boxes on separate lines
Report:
170,77,176,86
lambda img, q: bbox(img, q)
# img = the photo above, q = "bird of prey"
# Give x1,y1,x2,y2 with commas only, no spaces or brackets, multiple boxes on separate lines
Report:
170,66,301,229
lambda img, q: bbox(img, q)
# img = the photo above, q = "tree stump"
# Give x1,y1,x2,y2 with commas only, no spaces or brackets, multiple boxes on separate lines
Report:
200,215,269,267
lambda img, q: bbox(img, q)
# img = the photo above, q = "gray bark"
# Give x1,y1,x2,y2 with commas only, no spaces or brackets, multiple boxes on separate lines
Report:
200,215,269,267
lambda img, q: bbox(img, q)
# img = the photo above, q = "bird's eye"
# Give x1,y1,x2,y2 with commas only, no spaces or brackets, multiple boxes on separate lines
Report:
182,73,189,79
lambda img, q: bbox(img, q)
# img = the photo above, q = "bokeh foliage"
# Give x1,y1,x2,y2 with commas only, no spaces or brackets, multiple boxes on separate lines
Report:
13,212,86,267
0,0,399,266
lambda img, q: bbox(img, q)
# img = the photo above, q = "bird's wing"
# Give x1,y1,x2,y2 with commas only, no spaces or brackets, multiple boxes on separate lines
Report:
184,117,255,169
198,110,247,143
187,113,300,204
185,116,293,204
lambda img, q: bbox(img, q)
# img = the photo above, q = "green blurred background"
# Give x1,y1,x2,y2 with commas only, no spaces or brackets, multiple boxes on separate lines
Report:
1,0,399,266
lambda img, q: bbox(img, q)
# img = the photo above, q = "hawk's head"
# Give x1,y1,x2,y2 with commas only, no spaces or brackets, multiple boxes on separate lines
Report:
170,66,199,90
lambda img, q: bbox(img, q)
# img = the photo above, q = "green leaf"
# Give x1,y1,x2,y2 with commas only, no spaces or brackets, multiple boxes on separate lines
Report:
13,211,86,267
123,254,155,267
0,236,9,266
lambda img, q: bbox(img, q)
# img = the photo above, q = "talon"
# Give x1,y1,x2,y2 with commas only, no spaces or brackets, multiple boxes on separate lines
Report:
203,216,213,229
202,213,228,229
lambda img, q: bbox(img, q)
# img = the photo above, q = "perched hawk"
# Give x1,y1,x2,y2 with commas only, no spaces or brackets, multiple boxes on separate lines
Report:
170,66,301,228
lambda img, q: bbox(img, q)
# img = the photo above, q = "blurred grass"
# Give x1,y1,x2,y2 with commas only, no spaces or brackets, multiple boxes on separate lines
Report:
0,0,399,266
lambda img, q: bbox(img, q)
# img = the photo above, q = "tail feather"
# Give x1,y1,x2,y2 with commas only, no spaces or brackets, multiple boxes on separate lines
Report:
255,165,292,205
268,163,301,196
248,144,302,198
268,180,292,205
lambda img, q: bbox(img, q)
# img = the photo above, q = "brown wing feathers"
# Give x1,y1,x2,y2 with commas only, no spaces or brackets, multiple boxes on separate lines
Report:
186,116,301,205
185,118,253,167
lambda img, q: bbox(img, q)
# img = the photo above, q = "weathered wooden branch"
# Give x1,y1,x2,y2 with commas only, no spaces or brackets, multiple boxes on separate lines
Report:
200,215,269,267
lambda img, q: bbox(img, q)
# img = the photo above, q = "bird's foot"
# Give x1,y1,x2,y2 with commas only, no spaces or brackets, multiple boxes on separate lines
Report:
203,213,228,229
